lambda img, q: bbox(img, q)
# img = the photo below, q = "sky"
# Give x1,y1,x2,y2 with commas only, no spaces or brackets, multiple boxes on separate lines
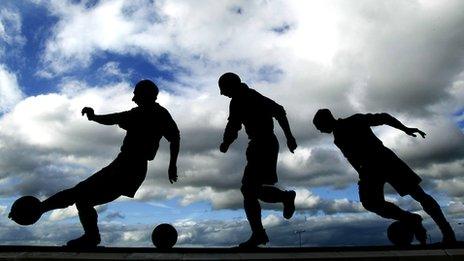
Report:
0,0,463,247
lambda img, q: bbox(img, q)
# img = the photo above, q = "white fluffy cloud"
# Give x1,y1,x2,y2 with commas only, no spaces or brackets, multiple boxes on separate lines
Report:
0,64,23,113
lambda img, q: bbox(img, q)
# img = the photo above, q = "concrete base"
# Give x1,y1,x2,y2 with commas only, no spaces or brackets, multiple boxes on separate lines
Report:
0,245,463,260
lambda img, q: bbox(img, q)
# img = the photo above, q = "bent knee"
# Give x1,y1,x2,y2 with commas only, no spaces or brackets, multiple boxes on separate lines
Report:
361,199,385,213
75,200,92,210
409,187,432,201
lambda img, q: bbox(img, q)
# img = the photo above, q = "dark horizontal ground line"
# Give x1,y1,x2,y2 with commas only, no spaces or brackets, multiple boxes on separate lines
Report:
0,244,462,253
0,245,463,260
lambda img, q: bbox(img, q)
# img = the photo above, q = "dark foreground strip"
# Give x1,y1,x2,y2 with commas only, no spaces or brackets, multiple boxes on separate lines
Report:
0,245,463,260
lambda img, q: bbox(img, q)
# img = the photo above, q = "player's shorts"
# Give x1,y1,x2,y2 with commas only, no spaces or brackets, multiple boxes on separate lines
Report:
74,153,148,199
357,151,421,197
242,134,279,186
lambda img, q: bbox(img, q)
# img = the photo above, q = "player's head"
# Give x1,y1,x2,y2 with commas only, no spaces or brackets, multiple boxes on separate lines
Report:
218,72,241,98
133,79,159,106
313,108,336,133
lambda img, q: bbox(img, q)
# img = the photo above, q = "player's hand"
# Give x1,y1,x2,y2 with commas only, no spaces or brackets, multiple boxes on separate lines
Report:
405,127,426,139
168,164,177,184
287,136,297,153
219,142,229,153
81,107,95,120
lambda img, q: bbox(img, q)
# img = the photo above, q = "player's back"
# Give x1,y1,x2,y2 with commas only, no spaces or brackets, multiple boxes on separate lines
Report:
230,87,283,140
333,114,387,164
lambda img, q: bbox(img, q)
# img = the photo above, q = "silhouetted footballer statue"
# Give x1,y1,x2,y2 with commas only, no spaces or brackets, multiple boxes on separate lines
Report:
313,109,456,245
40,80,180,247
218,72,298,248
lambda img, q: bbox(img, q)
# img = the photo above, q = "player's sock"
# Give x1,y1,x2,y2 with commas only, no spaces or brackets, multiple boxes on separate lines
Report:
238,229,269,248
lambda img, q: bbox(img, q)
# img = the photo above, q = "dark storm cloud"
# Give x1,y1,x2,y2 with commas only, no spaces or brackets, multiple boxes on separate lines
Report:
278,147,357,189
335,0,464,115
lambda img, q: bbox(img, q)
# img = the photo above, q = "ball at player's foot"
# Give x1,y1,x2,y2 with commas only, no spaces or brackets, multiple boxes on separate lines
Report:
152,223,178,249
9,196,42,226
387,221,414,246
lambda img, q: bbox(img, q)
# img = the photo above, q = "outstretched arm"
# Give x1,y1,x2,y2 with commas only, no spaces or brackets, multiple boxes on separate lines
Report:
367,113,426,138
81,107,121,125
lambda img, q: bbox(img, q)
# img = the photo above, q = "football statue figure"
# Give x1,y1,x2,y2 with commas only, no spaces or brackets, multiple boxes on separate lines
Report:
312,109,456,245
218,72,298,248
10,80,180,248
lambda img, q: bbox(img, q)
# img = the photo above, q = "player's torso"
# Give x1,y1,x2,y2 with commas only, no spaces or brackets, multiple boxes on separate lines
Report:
121,106,165,159
232,90,275,139
333,118,387,164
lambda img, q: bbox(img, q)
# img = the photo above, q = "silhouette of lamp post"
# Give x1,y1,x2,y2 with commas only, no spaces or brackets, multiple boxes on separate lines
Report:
294,230,306,247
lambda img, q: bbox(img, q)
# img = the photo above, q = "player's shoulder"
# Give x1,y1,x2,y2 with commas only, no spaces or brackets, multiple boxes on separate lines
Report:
248,88,266,99
249,88,278,105
338,113,368,127
343,113,364,121
153,103,175,120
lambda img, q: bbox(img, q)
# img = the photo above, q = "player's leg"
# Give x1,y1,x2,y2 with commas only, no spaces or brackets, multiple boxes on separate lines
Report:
359,179,409,219
40,187,79,214
258,185,296,219
239,183,269,248
253,136,296,219
66,190,121,247
359,179,427,244
409,186,456,244
40,169,107,214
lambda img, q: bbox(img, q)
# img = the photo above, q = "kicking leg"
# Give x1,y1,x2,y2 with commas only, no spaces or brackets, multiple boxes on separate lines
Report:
258,185,296,219
409,186,456,244
41,188,79,214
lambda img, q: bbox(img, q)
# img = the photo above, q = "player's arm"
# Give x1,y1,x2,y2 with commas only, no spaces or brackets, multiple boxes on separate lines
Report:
81,107,122,125
163,112,181,184
220,101,242,153
366,113,426,138
272,102,297,153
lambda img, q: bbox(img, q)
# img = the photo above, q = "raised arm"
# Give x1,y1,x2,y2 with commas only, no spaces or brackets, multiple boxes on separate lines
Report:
366,113,426,138
81,107,122,125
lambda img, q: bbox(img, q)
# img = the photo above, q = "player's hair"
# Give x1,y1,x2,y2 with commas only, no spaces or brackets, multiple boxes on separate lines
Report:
135,79,159,100
218,72,241,88
313,108,333,129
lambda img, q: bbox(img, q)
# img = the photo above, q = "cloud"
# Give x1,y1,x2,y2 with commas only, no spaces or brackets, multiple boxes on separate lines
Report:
37,0,339,77
0,64,23,112
48,205,108,221
337,0,464,114
49,206,78,221
0,7,26,56
3,0,464,212
1,0,464,246
104,211,125,221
